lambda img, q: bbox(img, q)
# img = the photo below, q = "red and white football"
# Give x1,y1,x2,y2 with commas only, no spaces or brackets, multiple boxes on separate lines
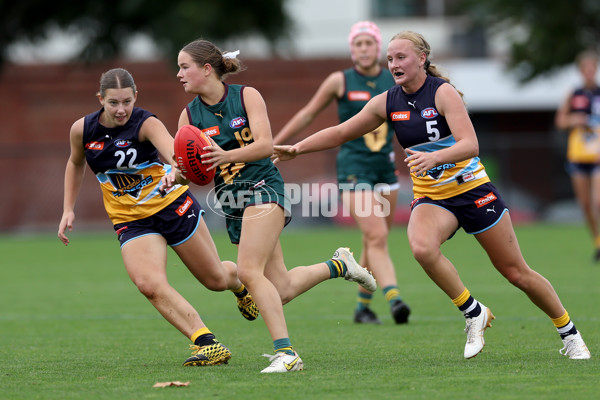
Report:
173,125,215,186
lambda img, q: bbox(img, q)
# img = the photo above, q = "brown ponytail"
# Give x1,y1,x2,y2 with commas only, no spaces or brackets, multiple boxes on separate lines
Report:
180,39,246,80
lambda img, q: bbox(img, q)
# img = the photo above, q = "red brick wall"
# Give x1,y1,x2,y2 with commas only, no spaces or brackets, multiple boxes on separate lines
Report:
0,58,359,232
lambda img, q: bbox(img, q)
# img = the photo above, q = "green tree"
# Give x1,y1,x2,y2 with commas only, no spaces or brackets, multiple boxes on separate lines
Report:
460,0,600,81
0,0,290,65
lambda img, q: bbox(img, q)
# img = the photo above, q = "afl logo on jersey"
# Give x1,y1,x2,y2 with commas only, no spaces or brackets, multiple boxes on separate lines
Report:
114,139,133,148
229,117,246,129
421,107,438,119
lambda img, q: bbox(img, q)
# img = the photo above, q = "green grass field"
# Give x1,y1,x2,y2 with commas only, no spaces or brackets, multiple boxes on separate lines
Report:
1,224,598,399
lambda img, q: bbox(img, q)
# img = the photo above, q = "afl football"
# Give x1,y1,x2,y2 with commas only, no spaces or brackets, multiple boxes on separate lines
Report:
173,125,215,186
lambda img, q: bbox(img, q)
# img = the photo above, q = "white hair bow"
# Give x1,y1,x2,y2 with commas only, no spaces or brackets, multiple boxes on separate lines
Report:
223,50,240,59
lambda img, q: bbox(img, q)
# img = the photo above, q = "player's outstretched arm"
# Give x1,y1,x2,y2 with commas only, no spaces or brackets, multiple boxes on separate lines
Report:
58,118,87,246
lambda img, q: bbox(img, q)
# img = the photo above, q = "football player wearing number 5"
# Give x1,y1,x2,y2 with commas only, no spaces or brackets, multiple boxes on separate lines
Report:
58,68,259,367
555,50,600,261
172,39,376,373
274,31,591,360
275,21,411,326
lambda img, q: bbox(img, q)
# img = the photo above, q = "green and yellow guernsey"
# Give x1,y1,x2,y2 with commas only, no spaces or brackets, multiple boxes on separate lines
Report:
336,68,396,172
185,83,280,187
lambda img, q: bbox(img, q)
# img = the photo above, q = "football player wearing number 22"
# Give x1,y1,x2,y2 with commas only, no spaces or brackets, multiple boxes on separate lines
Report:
58,68,260,367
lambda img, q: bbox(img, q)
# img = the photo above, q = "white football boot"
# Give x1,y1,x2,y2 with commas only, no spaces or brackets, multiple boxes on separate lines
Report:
464,304,495,359
261,351,304,373
559,332,591,359
333,247,377,292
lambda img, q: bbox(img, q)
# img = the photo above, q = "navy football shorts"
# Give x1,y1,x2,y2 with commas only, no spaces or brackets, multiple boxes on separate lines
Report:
565,161,600,176
410,182,508,236
114,190,205,248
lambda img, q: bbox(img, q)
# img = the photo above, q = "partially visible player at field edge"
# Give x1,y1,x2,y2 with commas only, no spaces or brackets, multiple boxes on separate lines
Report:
555,50,600,261
274,31,591,360
274,21,410,325
58,68,259,367
162,39,376,373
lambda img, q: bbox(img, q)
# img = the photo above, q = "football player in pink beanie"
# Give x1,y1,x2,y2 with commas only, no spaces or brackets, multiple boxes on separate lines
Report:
275,22,412,325
348,20,382,60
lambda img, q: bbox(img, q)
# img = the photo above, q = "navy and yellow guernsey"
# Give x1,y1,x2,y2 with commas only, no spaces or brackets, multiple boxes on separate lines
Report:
83,107,187,224
565,86,600,163
185,83,279,187
386,75,489,200
337,68,395,168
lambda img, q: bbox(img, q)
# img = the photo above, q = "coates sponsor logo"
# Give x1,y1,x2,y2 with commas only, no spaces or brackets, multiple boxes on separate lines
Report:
347,91,371,101
390,111,410,121
176,196,193,216
475,192,497,208
201,126,220,137
572,94,590,110
229,117,246,129
114,139,132,148
85,141,104,150
421,107,438,119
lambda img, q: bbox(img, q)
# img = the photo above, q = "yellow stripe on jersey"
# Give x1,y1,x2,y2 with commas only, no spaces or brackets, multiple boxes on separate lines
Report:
566,127,600,163
99,163,188,224
411,158,490,200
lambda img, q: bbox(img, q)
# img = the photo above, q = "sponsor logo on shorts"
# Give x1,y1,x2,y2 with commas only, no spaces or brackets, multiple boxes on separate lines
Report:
421,107,438,119
390,111,410,121
176,196,194,216
201,126,220,137
475,192,497,208
229,117,247,128
410,197,425,209
116,225,128,241
85,141,104,150
348,91,371,101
